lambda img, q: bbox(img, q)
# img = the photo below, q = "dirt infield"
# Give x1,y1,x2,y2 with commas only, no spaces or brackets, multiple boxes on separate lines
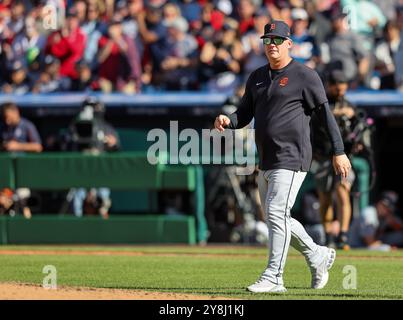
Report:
0,283,234,300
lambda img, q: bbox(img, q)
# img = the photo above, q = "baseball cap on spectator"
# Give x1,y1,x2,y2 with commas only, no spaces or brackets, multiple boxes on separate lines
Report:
74,59,90,72
44,55,57,65
260,20,291,39
379,191,399,212
165,16,189,33
216,0,233,16
222,19,238,31
291,8,308,21
116,0,127,9
328,69,348,84
330,10,347,21
9,60,24,72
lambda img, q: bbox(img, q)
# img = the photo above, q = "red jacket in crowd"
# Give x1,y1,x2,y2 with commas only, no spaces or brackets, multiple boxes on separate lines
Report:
45,27,86,79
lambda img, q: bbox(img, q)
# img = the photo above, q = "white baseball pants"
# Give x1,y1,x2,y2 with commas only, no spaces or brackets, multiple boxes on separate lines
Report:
257,169,324,285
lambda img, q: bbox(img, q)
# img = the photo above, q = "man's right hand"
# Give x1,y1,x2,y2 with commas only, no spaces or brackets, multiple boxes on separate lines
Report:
214,115,231,132
332,154,351,179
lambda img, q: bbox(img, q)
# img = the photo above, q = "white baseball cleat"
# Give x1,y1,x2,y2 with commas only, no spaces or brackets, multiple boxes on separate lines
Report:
247,278,287,293
311,247,336,289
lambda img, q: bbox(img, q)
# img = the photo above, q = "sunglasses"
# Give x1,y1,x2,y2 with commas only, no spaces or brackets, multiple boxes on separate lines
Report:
262,37,286,45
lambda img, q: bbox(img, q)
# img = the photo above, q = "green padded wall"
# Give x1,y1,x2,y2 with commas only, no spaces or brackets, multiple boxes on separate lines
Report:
4,215,196,244
0,155,15,188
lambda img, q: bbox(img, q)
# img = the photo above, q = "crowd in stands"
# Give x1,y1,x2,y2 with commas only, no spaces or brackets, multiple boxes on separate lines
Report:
0,0,403,95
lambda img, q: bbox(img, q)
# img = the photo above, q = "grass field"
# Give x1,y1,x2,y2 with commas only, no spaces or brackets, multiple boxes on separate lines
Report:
0,245,402,300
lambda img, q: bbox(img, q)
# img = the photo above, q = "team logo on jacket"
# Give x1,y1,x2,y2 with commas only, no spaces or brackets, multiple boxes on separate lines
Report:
279,77,288,87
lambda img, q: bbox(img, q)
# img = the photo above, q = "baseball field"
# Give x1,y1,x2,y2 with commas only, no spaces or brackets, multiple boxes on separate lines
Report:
0,245,402,300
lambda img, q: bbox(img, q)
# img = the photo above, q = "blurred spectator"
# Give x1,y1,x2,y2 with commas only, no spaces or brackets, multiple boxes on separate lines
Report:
101,0,117,21
0,187,33,218
241,7,270,78
0,102,43,219
97,19,142,93
1,60,32,94
340,0,386,51
136,3,169,87
0,188,14,216
71,0,87,25
85,0,107,20
32,55,71,93
264,0,292,26
0,102,42,152
290,7,320,70
237,0,258,35
178,0,202,28
70,59,98,92
81,1,106,70
159,17,199,90
349,191,403,250
372,0,401,21
9,15,46,68
162,2,182,26
45,10,87,80
395,4,403,91
199,22,243,94
7,0,26,38
195,3,217,44
306,0,336,48
323,11,370,87
119,0,144,56
373,20,401,89
216,0,234,23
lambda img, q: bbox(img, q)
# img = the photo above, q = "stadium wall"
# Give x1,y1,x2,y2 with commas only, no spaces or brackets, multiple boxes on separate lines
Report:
0,215,196,245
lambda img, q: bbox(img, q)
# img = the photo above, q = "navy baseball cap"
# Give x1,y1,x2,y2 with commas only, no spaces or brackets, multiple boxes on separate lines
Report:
330,10,347,21
328,69,348,84
260,20,291,39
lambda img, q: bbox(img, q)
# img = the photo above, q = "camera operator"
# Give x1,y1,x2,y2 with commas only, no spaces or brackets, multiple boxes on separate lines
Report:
67,97,120,219
311,70,358,250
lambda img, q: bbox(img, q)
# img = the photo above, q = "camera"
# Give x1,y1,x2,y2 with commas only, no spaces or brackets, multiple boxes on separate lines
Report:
337,109,374,155
70,97,107,152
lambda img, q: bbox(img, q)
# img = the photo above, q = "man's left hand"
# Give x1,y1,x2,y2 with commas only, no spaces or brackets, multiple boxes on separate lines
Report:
332,154,351,179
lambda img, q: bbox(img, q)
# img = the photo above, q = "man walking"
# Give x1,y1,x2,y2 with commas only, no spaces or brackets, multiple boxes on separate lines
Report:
214,21,351,293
